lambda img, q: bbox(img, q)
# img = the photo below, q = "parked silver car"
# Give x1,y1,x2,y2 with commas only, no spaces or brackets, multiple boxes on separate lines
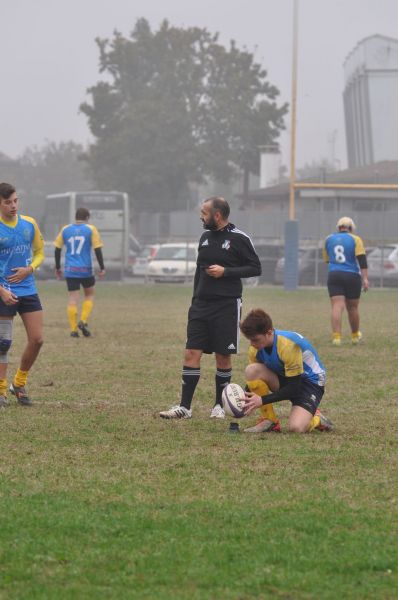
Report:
131,244,161,277
367,244,398,287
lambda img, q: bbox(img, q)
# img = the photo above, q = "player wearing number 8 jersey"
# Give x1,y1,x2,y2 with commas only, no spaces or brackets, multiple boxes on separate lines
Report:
54,208,105,337
323,217,369,345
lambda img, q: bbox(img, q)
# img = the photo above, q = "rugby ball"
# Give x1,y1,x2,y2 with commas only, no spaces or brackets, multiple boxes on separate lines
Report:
222,383,247,418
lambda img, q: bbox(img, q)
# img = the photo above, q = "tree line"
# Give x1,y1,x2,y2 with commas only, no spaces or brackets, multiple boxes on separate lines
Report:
3,18,289,215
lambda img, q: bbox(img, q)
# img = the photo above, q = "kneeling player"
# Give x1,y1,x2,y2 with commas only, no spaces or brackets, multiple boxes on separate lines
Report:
240,308,333,433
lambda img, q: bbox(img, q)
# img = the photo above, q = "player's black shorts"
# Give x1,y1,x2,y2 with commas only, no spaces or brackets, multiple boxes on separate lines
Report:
66,276,95,292
277,375,324,415
0,293,43,317
186,297,242,354
327,270,362,299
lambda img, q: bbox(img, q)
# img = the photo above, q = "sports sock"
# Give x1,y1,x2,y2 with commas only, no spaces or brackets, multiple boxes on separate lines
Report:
180,366,200,410
247,379,278,422
14,368,28,388
0,378,7,397
351,331,361,340
307,414,321,432
215,368,232,406
67,305,78,332
80,300,93,324
332,332,341,341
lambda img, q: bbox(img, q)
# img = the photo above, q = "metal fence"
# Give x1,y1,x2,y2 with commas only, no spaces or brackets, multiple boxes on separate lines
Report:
133,207,398,288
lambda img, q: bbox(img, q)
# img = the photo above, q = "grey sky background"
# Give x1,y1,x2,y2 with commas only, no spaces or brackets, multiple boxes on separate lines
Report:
2,0,398,169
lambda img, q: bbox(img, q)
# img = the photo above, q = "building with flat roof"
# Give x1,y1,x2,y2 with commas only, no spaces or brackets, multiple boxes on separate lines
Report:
343,34,398,168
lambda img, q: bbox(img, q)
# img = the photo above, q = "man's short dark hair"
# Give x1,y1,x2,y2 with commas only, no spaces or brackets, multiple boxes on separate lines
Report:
75,207,90,221
203,196,230,220
0,183,16,201
240,309,273,338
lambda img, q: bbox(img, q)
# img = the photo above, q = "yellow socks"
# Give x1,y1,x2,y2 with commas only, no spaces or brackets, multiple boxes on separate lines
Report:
67,305,78,332
307,413,321,432
0,378,7,397
14,368,28,388
246,379,278,422
332,332,341,346
80,300,93,324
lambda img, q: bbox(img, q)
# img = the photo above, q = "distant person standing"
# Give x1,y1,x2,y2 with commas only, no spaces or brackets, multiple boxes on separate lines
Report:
54,207,105,338
0,182,45,407
159,196,263,420
323,216,369,346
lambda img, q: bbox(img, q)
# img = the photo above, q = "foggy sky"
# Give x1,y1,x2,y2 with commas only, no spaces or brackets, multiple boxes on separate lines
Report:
2,0,398,169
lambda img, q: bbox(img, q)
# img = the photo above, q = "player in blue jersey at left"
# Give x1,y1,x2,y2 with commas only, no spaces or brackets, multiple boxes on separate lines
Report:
54,207,105,338
323,217,369,346
0,182,45,407
240,308,333,433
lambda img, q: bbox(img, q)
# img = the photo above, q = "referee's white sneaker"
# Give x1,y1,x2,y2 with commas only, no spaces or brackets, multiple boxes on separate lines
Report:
159,405,192,419
210,404,225,419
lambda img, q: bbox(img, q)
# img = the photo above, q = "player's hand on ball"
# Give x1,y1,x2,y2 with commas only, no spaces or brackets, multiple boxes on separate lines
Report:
244,392,262,415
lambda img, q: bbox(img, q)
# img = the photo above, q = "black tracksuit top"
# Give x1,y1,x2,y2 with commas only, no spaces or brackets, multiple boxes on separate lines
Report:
193,223,261,300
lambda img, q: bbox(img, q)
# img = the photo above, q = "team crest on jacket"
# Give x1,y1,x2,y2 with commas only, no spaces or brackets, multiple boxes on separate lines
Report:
222,240,231,250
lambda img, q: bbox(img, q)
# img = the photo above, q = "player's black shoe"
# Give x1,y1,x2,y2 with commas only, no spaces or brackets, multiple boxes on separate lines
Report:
70,331,79,338
9,383,32,406
78,321,91,337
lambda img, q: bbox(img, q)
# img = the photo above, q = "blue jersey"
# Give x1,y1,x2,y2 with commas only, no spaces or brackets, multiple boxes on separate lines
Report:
323,231,365,275
255,329,326,387
0,214,43,297
54,223,103,278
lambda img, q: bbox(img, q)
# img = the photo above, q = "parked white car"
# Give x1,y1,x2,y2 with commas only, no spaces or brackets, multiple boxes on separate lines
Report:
146,243,197,283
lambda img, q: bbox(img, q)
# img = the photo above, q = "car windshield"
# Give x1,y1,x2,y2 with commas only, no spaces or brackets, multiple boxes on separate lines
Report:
368,246,396,259
155,247,196,261
139,247,155,259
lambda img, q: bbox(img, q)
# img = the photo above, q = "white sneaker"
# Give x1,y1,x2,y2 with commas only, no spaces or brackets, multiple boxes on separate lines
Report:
244,419,281,433
159,405,192,419
210,405,225,419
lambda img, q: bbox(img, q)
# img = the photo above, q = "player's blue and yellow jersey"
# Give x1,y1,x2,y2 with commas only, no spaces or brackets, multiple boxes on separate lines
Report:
323,231,365,275
0,214,44,297
54,223,103,278
254,330,326,387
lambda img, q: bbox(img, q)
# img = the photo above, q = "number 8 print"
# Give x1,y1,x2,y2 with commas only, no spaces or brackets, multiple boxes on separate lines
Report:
334,244,346,263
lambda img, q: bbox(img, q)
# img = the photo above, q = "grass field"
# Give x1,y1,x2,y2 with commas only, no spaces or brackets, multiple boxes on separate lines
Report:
0,282,397,599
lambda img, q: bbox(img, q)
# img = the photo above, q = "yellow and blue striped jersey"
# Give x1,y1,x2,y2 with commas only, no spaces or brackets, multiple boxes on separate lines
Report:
254,330,326,387
54,223,102,278
0,214,44,297
323,231,365,275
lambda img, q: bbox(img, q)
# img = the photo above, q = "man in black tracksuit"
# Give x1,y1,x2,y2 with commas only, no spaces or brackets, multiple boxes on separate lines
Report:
160,196,261,420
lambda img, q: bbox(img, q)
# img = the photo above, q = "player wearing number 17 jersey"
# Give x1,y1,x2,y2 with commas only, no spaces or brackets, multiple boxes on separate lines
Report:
323,216,369,346
54,207,105,337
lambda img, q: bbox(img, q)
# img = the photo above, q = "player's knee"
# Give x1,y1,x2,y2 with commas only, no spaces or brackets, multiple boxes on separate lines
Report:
184,348,201,366
33,336,44,349
288,422,307,433
0,320,13,363
245,363,260,381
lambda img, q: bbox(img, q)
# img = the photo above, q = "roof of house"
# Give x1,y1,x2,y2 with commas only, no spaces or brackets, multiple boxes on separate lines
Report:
240,161,398,204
